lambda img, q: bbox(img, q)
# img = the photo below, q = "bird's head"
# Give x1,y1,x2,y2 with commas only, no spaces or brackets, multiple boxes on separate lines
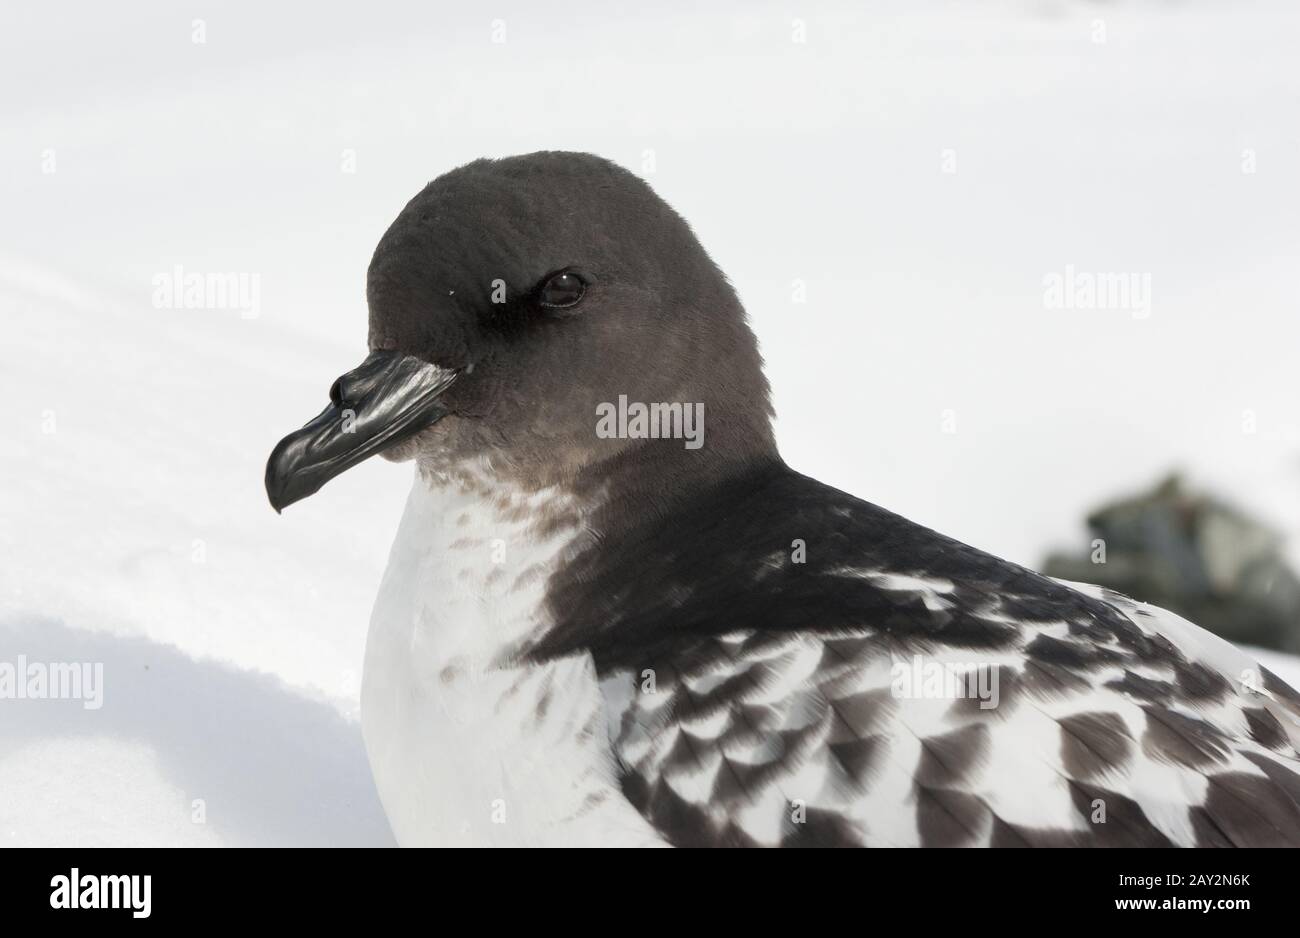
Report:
266,151,775,512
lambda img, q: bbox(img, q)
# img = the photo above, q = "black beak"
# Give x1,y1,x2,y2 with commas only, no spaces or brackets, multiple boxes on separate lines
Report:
265,350,458,513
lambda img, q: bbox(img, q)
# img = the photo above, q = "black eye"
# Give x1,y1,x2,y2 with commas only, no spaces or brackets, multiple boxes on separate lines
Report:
538,271,586,309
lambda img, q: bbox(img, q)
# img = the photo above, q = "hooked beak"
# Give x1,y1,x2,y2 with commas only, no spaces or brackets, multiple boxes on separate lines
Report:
265,350,458,513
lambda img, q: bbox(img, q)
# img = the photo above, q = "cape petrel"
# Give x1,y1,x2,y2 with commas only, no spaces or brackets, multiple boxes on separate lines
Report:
267,151,1300,847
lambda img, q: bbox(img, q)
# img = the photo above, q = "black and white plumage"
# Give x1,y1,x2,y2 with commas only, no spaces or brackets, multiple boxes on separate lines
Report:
584,468,1300,847
266,152,1300,847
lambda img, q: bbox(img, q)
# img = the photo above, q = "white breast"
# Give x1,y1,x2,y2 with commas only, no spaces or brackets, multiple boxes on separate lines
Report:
360,464,663,847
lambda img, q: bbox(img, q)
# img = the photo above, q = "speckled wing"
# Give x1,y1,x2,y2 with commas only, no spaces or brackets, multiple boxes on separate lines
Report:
598,581,1300,847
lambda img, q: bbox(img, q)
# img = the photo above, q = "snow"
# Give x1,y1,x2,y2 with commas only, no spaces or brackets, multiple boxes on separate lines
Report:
0,267,401,845
0,618,391,846
1,0,1298,846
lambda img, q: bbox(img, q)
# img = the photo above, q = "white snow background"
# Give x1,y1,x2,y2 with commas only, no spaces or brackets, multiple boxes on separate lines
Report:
1,0,1298,846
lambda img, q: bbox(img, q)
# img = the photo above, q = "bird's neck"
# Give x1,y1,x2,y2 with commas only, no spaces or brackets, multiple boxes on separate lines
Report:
368,446,785,665
359,462,664,845
376,462,590,663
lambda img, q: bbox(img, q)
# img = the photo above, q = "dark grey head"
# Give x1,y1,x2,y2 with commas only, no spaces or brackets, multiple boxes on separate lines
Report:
266,151,776,511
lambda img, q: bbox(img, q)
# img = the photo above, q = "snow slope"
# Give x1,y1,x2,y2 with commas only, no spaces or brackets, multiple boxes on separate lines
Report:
0,268,399,845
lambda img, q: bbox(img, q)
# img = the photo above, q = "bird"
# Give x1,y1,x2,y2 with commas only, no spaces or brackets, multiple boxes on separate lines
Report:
266,151,1300,847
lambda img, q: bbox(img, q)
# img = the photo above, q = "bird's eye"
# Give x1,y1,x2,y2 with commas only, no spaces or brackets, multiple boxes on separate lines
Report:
537,270,586,309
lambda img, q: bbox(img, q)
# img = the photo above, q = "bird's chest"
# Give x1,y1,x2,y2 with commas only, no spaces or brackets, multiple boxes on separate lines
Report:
360,469,662,846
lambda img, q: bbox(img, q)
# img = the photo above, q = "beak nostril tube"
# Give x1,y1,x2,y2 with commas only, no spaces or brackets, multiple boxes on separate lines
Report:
265,350,459,513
